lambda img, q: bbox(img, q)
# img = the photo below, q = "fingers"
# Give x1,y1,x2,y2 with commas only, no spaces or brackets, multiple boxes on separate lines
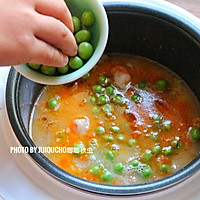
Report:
30,38,69,67
27,0,77,67
34,14,77,56
34,0,73,32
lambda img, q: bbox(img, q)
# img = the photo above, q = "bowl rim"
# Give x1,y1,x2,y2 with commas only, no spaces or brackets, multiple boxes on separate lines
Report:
14,0,109,85
6,1,200,196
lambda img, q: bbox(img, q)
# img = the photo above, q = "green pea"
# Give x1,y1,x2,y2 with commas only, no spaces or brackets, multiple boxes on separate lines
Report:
102,104,112,113
131,160,140,167
106,86,115,96
92,106,100,114
78,42,93,60
93,85,103,93
48,98,58,109
131,93,141,102
141,163,149,168
104,135,113,142
75,30,91,44
153,115,162,123
163,120,172,131
73,144,83,155
41,65,56,76
72,16,81,33
111,126,120,133
96,126,105,134
143,150,153,161
106,151,115,161
97,95,107,104
28,63,41,70
57,65,69,75
141,168,153,179
175,142,181,149
90,165,100,175
164,124,171,131
117,134,124,141
101,171,112,182
82,72,90,79
114,163,125,174
113,95,123,104
81,11,95,27
138,81,147,89
162,146,173,156
155,79,169,89
160,164,170,173
89,97,96,103
69,56,83,69
151,132,159,141
190,128,200,141
128,139,137,147
153,146,161,154
171,140,181,149
99,76,107,85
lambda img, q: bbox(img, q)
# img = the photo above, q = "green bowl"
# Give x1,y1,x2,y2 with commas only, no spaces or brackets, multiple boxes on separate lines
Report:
14,0,108,85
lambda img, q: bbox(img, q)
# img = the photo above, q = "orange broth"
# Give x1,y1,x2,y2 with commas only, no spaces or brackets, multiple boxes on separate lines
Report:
30,54,200,184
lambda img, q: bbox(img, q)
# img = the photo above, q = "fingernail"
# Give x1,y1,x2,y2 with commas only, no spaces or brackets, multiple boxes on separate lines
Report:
58,56,68,67
63,56,69,66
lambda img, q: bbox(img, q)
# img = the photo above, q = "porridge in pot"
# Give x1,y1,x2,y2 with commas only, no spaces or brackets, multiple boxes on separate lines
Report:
29,54,200,184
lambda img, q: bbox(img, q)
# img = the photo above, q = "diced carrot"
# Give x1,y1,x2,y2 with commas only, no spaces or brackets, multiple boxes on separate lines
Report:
80,154,88,162
131,121,144,132
113,180,120,185
132,132,141,139
98,121,104,126
69,132,80,145
135,124,144,132
131,121,137,129
159,156,170,164
70,121,78,135
59,158,69,168
87,132,96,139
60,88,69,98
84,174,95,181
127,88,133,96
152,176,159,181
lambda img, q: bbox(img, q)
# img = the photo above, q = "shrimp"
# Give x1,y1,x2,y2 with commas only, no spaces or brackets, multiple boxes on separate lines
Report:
112,65,131,90
72,116,90,135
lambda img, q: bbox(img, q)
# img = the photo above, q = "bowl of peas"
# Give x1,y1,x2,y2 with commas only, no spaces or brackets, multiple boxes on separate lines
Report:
14,0,108,85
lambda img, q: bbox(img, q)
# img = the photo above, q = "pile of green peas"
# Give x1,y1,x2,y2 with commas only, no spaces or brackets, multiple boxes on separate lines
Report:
89,162,126,182
89,159,154,182
89,75,127,110
28,11,95,76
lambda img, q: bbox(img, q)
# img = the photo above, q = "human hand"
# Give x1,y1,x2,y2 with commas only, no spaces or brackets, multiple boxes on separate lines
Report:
0,0,77,67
